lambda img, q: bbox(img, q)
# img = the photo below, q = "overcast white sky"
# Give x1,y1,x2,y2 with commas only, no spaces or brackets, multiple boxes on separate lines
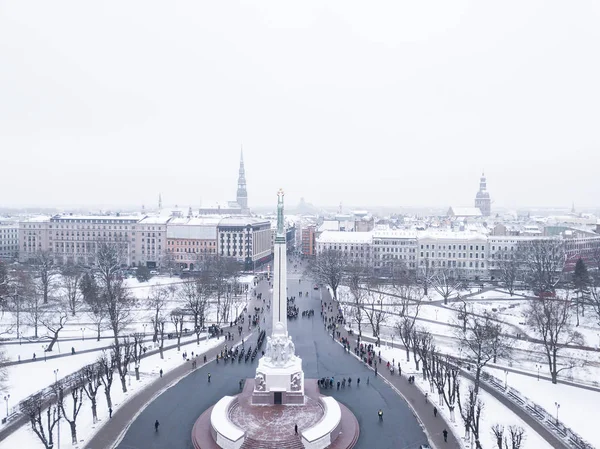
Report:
1,1,599,211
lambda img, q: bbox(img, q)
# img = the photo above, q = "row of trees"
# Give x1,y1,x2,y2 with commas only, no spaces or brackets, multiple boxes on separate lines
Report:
10,244,246,448
21,344,135,449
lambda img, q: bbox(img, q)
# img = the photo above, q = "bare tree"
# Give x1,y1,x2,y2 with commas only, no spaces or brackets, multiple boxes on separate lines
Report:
432,268,460,304
178,278,204,336
504,425,526,449
496,251,520,296
20,392,60,449
429,353,459,422
418,257,434,296
156,313,167,359
34,250,57,304
95,242,137,392
147,284,169,343
112,338,134,393
0,261,9,312
205,256,239,325
393,285,423,361
456,383,484,449
132,332,145,380
491,424,504,449
527,293,583,383
520,238,564,295
589,273,600,326
0,348,8,392
344,265,369,341
414,329,435,380
25,287,44,339
58,382,84,445
98,351,116,412
307,249,346,301
362,283,387,340
81,271,105,341
9,267,33,339
459,311,509,396
80,363,102,424
170,308,185,351
61,263,83,316
39,306,69,352
572,258,590,326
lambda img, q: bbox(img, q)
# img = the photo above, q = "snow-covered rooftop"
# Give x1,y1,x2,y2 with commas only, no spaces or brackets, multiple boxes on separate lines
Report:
448,207,483,217
372,229,418,239
317,230,372,244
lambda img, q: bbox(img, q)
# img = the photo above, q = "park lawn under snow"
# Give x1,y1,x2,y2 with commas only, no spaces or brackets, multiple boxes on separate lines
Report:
2,332,212,406
484,366,600,449
377,346,550,449
1,335,224,449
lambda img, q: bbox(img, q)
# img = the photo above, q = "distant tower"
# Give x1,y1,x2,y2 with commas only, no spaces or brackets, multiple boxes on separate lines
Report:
158,193,162,211
236,147,249,212
571,201,576,214
474,172,491,216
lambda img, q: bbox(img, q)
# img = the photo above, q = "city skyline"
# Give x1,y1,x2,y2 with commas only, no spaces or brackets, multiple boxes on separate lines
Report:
1,2,599,210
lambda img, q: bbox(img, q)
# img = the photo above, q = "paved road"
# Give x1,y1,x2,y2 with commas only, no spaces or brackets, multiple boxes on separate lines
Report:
115,272,428,449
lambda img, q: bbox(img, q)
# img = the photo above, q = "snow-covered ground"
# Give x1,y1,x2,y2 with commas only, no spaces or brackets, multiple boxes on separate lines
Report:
485,366,600,449
1,336,224,449
377,346,550,449
2,332,212,407
336,284,600,448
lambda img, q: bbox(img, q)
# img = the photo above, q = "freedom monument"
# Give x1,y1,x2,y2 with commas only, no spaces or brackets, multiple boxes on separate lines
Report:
192,190,359,449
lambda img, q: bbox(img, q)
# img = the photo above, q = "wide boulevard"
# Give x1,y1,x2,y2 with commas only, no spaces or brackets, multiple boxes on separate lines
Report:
115,270,428,449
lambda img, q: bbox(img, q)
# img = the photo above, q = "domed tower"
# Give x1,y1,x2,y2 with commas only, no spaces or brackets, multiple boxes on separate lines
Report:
474,172,491,216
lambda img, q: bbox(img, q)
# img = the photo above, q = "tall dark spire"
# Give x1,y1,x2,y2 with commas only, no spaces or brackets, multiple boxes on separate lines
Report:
236,146,248,211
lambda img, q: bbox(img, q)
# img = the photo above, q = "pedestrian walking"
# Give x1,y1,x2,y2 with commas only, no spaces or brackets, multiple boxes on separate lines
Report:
434,406,438,417
295,423,298,435
367,377,370,385
425,392,428,403
155,419,160,432
443,428,448,442
159,369,163,378
357,378,360,386
208,372,211,383
204,355,207,363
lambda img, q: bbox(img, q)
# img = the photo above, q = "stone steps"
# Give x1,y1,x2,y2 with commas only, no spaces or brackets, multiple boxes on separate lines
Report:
241,435,305,449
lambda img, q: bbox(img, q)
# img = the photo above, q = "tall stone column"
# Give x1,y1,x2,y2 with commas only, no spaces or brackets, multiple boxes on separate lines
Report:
272,188,288,335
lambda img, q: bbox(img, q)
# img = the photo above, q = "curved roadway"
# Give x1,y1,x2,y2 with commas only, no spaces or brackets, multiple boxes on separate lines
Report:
115,274,428,449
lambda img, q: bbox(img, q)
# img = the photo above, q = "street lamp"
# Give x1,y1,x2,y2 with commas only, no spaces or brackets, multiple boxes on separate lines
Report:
535,364,541,381
43,345,47,362
435,309,438,321
391,334,394,349
3,394,9,418
504,369,508,390
54,369,59,384
80,327,85,341
555,402,560,425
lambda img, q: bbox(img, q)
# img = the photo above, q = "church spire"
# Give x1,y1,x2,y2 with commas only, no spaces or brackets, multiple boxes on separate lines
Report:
158,193,162,211
236,146,248,211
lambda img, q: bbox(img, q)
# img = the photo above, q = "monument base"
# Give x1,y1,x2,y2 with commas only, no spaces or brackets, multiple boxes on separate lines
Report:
252,353,305,405
193,379,360,449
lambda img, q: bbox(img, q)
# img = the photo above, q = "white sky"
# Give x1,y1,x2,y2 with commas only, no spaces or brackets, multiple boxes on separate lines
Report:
1,1,599,210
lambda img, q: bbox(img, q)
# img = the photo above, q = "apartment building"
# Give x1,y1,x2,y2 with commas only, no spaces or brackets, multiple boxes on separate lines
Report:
372,229,418,272
316,230,372,266
301,225,317,256
417,231,488,280
135,216,170,268
0,222,19,261
166,217,219,269
217,217,272,270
